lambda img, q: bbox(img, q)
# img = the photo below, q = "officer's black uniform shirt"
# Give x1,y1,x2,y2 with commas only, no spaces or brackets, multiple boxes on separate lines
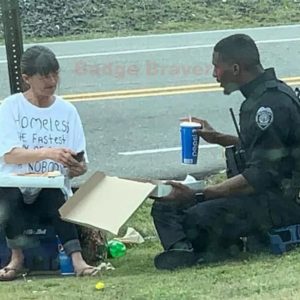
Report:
239,68,300,194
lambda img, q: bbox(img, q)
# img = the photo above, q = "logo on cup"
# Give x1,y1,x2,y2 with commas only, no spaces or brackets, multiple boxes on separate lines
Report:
192,132,198,157
180,122,201,165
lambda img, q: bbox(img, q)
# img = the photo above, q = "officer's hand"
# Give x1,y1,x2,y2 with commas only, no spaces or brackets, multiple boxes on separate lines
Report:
180,117,218,144
151,181,197,208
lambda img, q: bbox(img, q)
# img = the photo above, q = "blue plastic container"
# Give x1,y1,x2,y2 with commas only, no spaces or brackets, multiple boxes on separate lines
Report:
0,226,58,271
269,224,300,254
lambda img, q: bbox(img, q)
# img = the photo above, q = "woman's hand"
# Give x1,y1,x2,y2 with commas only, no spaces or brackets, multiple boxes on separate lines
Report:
67,161,87,178
44,148,87,178
180,116,219,144
44,148,78,167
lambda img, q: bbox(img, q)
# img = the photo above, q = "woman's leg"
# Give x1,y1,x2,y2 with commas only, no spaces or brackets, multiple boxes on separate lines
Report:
31,188,97,275
0,188,26,280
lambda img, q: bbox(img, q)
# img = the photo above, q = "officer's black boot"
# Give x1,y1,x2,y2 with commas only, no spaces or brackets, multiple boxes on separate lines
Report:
154,239,202,270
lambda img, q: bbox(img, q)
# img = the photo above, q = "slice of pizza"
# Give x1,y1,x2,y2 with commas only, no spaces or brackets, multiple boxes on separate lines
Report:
14,171,62,177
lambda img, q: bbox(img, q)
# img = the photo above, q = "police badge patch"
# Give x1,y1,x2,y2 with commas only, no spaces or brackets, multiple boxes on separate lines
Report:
255,107,273,130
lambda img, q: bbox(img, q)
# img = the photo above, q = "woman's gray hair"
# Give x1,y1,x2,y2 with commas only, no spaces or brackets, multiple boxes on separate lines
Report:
21,45,59,76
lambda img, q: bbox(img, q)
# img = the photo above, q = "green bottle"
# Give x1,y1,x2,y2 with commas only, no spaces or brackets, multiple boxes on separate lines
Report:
107,240,126,258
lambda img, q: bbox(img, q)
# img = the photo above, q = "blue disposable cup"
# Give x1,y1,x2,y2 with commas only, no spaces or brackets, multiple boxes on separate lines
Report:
57,239,75,276
59,251,75,275
180,122,201,164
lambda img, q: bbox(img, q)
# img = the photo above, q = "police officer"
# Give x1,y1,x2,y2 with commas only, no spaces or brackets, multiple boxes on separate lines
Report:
151,34,300,270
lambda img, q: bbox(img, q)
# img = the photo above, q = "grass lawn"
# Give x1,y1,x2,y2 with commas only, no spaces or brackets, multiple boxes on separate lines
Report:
1,173,300,300
1,1,299,44
1,237,300,299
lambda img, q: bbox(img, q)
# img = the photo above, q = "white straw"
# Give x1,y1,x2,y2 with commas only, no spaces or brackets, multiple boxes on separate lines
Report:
189,115,192,122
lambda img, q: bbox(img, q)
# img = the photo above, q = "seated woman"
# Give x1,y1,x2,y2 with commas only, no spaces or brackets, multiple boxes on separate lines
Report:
0,45,97,280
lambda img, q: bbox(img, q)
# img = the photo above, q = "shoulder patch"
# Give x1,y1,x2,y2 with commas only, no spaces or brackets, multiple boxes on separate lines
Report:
255,107,273,130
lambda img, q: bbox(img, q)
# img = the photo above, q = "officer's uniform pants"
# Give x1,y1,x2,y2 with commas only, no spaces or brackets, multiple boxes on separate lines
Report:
151,194,276,252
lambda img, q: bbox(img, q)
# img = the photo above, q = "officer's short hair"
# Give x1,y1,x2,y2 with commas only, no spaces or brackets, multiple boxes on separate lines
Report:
214,34,261,70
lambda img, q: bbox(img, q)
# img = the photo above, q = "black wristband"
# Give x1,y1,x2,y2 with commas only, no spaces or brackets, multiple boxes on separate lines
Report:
194,192,205,203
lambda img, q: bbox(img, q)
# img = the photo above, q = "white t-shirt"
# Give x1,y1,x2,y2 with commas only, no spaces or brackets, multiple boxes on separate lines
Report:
0,93,87,200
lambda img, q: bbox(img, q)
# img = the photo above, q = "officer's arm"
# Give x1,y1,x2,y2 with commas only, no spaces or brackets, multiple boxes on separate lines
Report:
212,132,239,147
191,117,240,146
203,174,254,200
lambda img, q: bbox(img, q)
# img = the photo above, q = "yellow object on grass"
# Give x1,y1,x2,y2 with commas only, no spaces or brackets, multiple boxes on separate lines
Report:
95,281,105,290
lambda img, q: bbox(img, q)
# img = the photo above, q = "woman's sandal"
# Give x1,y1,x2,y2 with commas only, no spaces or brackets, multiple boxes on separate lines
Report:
0,267,26,281
75,266,101,277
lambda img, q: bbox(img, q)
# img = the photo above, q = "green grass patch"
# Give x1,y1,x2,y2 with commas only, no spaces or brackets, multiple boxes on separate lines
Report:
65,0,300,39
1,171,299,299
1,242,300,299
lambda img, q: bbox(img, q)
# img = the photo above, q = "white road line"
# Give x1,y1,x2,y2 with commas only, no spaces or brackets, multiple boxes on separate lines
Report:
63,37,300,58
1,24,298,46
47,37,300,59
1,37,300,64
118,144,221,156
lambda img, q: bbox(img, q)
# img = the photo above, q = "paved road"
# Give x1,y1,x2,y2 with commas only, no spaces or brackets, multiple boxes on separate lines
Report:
1,24,300,96
0,24,300,181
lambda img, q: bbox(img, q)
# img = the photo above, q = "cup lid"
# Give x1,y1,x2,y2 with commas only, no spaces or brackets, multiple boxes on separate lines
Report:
180,121,202,127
